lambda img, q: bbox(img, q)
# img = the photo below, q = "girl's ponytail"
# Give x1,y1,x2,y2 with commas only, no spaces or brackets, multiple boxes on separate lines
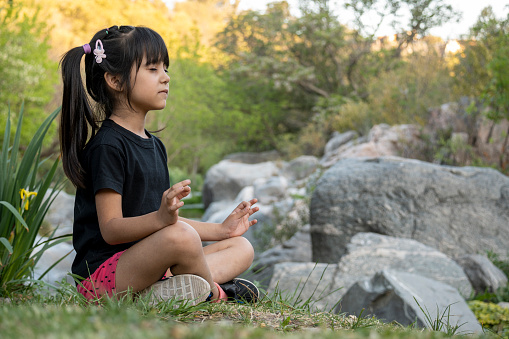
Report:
59,46,99,189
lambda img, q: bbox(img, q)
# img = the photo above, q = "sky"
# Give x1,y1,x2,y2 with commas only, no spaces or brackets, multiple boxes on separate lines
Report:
165,0,509,40
237,0,509,40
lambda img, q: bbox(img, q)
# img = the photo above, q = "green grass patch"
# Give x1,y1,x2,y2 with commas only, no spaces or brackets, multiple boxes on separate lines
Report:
0,281,501,339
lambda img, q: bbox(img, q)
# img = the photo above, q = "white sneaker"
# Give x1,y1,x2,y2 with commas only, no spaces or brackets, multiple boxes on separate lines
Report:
139,274,211,306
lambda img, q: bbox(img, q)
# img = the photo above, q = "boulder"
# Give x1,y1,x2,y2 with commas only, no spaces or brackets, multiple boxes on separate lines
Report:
223,150,281,164
249,224,312,288
33,236,75,287
43,189,74,237
320,137,366,167
321,124,420,167
253,176,288,204
267,233,473,310
202,160,279,208
427,101,474,136
202,200,275,251
335,233,473,297
324,131,359,157
201,185,296,251
268,262,342,311
455,254,508,294
281,156,319,181
310,157,509,263
338,270,483,334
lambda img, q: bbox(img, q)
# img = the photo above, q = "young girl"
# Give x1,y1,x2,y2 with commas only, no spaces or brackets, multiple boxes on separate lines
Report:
60,25,259,304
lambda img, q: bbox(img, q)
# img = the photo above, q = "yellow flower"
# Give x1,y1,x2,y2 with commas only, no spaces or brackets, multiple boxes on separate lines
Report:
19,188,38,211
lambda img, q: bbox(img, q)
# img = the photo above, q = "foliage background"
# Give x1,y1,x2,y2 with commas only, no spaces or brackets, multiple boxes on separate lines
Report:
1,0,509,180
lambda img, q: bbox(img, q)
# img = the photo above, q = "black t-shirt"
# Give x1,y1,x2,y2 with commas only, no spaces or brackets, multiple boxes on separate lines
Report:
72,120,170,280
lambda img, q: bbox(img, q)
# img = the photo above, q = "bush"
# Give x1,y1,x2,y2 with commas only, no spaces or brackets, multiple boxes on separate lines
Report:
468,300,509,337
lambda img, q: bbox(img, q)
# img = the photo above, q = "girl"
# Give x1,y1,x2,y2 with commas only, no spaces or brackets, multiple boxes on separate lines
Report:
60,25,259,304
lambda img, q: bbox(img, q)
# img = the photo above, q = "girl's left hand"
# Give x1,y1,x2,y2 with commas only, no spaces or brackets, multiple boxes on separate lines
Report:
222,198,259,238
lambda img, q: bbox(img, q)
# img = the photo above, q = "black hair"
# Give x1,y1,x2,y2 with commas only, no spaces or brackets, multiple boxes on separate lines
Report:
59,25,169,188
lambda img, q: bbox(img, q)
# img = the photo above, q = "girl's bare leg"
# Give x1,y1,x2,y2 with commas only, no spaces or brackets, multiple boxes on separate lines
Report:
203,236,254,284
114,220,218,297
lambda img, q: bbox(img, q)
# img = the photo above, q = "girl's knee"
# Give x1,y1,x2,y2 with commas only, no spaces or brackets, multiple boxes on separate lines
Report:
233,236,255,262
159,221,202,250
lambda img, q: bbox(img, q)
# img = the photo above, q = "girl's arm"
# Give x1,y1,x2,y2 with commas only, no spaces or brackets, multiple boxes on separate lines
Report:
96,180,191,245
179,199,259,242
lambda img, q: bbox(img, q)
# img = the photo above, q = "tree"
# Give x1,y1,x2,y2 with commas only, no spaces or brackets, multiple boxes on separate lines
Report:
345,0,461,56
214,0,460,154
452,7,509,167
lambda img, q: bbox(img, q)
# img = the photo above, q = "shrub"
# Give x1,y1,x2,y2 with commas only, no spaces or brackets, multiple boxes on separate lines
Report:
468,300,509,337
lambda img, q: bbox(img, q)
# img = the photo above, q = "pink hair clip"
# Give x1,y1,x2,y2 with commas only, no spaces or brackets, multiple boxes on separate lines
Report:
93,39,106,63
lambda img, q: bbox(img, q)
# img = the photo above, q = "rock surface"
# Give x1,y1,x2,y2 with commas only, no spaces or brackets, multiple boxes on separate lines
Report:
268,233,473,310
268,262,341,311
310,157,509,263
202,160,280,208
43,189,74,237
338,269,483,334
281,156,319,181
455,254,508,294
249,224,312,287
321,124,420,167
33,236,76,287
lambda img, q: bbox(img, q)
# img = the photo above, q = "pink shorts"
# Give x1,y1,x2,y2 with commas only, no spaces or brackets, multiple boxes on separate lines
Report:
77,250,125,301
76,250,170,301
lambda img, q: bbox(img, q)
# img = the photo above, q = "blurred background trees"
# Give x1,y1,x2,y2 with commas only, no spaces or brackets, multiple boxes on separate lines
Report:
1,0,509,184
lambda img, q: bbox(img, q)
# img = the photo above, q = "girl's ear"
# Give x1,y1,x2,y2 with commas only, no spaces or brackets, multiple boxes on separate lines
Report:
104,72,122,92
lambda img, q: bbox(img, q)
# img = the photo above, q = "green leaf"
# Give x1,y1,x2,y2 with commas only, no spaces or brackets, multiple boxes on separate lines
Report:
0,237,13,254
0,201,29,232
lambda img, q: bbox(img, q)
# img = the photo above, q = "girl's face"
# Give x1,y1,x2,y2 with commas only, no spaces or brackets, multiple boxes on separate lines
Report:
127,56,170,114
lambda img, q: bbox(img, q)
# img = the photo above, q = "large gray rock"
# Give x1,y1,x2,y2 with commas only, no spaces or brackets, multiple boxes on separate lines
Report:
281,156,319,181
33,236,75,287
268,262,342,311
320,125,420,167
223,150,281,164
311,157,509,263
324,131,359,157
455,254,508,294
43,189,74,237
249,224,312,288
202,160,279,208
253,176,288,204
338,270,483,334
336,233,473,297
267,233,473,310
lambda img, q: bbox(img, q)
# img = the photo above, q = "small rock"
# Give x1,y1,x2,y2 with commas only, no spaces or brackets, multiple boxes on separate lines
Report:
455,254,508,294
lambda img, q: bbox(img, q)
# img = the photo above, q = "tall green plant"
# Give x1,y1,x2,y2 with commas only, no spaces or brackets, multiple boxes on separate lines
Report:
0,104,64,295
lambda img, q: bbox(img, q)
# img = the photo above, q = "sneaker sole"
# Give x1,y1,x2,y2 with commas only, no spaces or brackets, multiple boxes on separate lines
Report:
139,274,211,306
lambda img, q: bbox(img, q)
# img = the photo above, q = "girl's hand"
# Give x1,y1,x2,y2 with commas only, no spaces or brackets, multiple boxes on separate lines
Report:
157,179,191,227
222,198,259,238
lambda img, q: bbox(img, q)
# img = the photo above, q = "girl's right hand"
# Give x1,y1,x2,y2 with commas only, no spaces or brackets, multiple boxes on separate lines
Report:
157,179,191,227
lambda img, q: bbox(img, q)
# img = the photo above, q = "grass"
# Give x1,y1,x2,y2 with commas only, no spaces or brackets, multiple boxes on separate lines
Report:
0,280,500,339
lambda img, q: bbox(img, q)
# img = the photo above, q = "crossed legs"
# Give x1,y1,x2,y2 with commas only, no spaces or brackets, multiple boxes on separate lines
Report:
114,220,254,299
